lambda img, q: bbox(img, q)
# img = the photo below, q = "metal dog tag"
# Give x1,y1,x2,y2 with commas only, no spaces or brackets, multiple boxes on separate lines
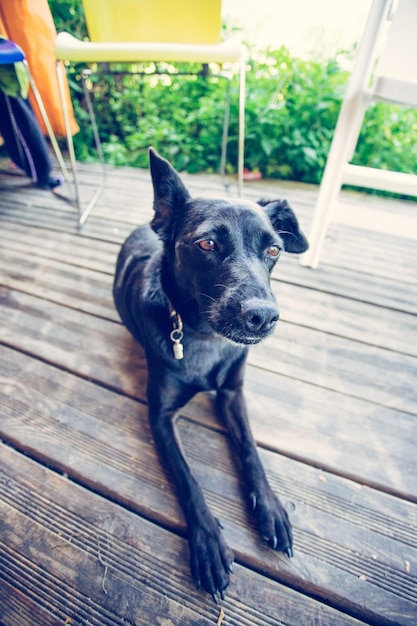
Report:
169,309,184,360
170,328,184,360
173,341,184,360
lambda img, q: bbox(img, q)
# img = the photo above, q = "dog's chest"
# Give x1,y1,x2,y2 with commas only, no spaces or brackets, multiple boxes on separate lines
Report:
173,337,244,391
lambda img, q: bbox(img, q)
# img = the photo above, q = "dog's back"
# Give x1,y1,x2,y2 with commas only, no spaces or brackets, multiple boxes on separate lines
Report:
113,224,162,347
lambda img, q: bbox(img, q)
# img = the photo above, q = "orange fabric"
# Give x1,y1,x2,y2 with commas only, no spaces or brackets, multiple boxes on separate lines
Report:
0,0,78,136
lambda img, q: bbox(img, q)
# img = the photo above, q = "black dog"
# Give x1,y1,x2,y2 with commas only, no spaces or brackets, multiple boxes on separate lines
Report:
113,148,308,601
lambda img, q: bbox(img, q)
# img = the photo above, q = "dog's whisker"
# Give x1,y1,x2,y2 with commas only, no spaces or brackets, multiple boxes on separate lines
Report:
199,292,216,303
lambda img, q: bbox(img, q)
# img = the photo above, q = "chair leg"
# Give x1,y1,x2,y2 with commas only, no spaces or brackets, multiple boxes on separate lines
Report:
81,69,106,170
299,96,367,269
220,78,231,192
77,70,107,226
299,0,390,268
56,62,106,228
215,61,245,197
24,61,70,185
237,48,246,198
56,60,83,220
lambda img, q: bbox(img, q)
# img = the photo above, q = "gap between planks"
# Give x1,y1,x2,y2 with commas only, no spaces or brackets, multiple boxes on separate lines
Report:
0,443,370,626
0,346,416,625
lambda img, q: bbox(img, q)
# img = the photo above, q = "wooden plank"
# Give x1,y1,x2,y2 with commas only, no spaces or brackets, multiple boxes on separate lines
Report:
2,199,417,316
1,338,415,501
0,221,118,274
0,286,148,399
0,163,156,231
321,222,417,284
2,184,417,345
1,163,417,625
5,214,417,328
0,182,148,234
1,279,415,414
103,165,417,289
1,216,416,357
250,320,417,414
276,280,417,356
1,212,417,354
0,352,415,624
0,289,415,495
2,170,417,310
0,248,118,322
0,445,370,626
243,369,417,496
277,256,417,316
0,199,134,243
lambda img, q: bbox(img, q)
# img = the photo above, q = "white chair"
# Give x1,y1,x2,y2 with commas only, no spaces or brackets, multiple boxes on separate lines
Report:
300,0,417,268
55,0,246,227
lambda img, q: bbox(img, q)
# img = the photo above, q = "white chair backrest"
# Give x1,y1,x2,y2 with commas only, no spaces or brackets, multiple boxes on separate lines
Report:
376,0,417,83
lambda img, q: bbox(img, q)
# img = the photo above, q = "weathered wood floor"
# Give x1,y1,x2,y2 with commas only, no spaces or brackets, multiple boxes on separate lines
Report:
0,162,416,626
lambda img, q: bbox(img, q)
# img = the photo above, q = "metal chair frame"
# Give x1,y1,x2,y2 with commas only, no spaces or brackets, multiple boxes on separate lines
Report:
55,20,246,228
56,57,244,228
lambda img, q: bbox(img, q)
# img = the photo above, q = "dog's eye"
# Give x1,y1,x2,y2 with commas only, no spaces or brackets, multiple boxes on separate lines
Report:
198,239,216,251
266,245,281,258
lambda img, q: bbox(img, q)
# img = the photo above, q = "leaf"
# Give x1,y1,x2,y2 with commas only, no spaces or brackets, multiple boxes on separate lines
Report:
261,136,278,156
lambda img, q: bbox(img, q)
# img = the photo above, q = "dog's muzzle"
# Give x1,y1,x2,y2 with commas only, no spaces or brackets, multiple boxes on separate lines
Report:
241,299,279,336
211,297,279,345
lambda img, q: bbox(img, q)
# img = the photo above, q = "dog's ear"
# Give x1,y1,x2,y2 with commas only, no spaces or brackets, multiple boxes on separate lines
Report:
149,147,191,240
259,199,309,253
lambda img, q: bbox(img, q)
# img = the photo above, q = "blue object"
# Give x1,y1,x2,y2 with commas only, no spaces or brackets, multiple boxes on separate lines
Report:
0,38,25,65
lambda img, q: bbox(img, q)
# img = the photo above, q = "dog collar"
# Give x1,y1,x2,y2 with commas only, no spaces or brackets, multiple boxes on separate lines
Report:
169,306,184,360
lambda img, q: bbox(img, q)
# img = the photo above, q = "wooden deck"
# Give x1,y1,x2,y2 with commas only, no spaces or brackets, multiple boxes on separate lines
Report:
0,161,416,626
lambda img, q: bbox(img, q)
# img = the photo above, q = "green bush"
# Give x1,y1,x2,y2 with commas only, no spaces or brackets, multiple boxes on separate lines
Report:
49,0,417,191
241,47,348,183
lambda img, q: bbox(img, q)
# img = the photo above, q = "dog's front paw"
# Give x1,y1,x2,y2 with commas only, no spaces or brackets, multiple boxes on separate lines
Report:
189,515,234,602
250,489,293,557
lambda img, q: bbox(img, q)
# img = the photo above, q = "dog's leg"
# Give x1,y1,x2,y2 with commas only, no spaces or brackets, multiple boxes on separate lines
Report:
147,374,234,601
217,368,293,556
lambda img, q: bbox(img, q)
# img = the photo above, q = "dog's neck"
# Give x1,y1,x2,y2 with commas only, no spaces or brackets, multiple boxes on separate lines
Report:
167,300,184,360
161,255,221,354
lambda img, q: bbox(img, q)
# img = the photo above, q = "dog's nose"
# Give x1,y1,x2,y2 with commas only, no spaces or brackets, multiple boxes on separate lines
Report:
242,300,279,334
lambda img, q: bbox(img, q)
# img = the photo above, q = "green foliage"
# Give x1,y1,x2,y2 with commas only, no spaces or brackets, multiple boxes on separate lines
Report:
239,47,348,183
354,104,417,177
49,0,417,189
50,0,87,39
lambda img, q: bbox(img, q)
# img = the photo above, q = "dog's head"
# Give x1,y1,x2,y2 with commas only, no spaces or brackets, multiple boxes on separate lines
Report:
149,148,308,345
